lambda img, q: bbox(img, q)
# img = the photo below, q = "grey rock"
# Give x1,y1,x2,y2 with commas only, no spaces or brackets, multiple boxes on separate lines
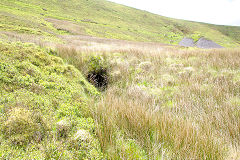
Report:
195,37,224,49
179,37,195,47
179,37,224,49
73,129,92,141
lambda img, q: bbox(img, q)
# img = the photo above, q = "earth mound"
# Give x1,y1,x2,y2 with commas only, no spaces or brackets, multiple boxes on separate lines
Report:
179,37,224,49
179,37,195,47
196,37,224,49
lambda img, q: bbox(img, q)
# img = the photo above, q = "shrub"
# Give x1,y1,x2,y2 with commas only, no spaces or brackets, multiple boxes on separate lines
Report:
87,56,109,90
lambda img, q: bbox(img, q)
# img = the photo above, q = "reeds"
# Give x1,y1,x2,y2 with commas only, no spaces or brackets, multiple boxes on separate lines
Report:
53,42,240,159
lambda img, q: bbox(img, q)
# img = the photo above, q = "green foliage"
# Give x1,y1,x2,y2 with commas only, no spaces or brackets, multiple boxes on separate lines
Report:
2,107,47,146
87,55,110,89
88,55,109,73
116,138,147,160
0,41,103,159
188,31,203,42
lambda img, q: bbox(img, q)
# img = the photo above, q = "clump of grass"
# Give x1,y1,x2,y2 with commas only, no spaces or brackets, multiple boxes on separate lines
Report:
2,107,47,146
54,45,111,90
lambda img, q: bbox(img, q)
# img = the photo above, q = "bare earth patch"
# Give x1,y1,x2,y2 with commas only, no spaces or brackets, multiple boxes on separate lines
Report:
45,18,86,35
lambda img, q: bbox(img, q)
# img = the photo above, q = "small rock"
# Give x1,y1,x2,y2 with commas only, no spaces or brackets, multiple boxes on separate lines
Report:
74,129,92,141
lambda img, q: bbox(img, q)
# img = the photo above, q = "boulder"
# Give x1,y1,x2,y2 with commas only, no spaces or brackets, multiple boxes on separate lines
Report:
195,37,224,49
73,129,92,141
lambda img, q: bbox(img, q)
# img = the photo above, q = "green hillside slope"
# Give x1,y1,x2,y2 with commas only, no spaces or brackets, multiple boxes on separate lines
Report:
0,42,103,159
0,0,240,47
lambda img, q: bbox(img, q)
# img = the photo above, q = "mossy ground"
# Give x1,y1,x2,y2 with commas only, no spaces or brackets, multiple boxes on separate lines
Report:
0,42,103,159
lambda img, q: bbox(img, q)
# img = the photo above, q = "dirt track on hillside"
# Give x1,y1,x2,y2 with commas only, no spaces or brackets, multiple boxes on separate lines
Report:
0,30,172,53
60,34,173,52
0,18,174,53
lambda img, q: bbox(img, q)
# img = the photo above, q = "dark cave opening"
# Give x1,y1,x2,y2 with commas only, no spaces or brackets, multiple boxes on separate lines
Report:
87,69,108,91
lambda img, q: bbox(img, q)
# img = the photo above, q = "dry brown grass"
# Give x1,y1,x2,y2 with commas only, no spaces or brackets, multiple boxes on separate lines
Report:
52,43,240,159
53,41,240,159
94,88,225,159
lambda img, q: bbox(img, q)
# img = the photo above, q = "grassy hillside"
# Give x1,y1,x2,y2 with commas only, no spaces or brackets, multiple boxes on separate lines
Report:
0,42,103,159
1,0,240,159
0,0,240,47
53,44,240,159
1,40,240,160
